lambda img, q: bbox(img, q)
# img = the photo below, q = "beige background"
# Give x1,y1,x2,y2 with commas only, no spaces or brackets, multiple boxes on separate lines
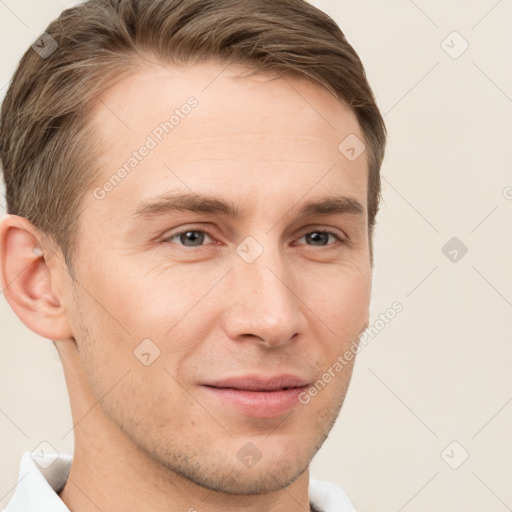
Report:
1,1,511,510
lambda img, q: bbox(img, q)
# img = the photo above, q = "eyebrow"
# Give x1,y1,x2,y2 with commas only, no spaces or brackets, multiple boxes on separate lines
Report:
130,192,364,221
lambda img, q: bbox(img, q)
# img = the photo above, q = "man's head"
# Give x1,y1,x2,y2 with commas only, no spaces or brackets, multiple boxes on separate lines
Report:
0,0,385,269
0,0,386,503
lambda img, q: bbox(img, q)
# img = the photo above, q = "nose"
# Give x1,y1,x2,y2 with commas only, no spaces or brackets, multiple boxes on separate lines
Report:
221,248,307,348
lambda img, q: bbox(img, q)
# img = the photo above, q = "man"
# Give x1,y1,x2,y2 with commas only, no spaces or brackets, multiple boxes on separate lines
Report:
0,0,386,510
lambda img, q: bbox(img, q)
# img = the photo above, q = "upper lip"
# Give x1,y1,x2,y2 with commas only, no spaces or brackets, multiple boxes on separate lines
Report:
203,374,310,392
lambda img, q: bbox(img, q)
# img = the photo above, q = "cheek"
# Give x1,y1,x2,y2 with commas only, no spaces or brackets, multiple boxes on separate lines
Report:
73,244,217,336
118,266,229,373
301,260,371,335
73,260,231,410
72,290,197,435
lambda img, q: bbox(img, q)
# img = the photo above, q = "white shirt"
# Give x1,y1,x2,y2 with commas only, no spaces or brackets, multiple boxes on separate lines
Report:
1,452,356,512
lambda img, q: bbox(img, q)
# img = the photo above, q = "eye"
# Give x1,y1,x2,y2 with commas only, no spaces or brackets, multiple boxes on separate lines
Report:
296,230,343,247
163,229,214,247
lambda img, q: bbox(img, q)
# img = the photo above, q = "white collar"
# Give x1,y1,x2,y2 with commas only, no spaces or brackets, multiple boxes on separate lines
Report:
2,452,71,512
3,452,355,512
309,478,356,512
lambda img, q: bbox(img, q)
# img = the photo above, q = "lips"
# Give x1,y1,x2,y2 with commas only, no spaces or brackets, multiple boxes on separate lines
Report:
201,374,310,418
204,375,310,392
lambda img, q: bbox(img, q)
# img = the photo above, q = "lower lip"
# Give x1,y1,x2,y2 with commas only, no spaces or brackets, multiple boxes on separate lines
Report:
201,386,308,418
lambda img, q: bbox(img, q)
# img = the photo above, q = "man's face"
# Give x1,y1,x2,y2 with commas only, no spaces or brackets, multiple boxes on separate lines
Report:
63,62,371,493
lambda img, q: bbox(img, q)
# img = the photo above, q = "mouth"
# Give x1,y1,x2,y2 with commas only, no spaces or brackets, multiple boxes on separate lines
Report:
200,375,310,418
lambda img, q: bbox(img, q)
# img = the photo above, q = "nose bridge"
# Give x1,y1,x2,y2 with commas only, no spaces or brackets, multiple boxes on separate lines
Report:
248,255,291,311
224,236,304,345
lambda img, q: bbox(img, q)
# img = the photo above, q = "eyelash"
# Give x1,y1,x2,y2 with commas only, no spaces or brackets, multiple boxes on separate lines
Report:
161,227,346,249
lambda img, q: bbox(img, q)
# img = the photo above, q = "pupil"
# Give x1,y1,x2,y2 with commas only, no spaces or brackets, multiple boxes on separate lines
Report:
181,231,204,246
307,232,328,246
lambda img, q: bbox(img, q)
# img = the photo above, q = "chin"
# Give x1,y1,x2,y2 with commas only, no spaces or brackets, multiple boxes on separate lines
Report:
148,437,314,496
176,456,309,495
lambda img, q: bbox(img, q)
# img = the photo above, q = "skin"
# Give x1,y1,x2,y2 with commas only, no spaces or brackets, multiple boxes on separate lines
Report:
0,62,371,511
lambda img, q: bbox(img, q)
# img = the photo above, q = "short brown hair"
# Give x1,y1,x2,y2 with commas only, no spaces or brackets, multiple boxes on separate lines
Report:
0,0,386,268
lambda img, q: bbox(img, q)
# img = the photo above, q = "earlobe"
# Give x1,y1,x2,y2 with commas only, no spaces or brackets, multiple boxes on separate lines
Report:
0,214,73,341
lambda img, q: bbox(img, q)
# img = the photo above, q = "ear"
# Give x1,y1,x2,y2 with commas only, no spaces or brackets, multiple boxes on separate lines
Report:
0,214,73,341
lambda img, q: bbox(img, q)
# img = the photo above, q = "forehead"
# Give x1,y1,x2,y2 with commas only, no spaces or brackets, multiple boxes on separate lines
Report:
86,62,367,218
